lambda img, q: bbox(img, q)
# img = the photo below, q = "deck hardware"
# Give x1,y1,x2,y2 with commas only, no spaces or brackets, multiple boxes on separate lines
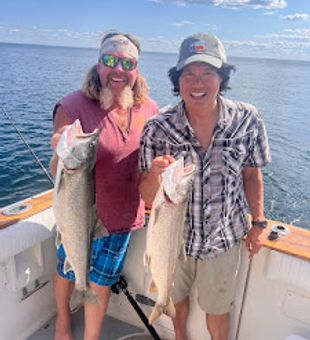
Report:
22,287,28,297
112,276,161,340
1,202,32,216
268,224,290,241
271,224,290,235
19,280,49,302
268,230,279,241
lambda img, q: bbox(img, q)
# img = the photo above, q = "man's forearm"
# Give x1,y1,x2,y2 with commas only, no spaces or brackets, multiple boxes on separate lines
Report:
49,154,58,178
139,172,160,205
242,167,265,221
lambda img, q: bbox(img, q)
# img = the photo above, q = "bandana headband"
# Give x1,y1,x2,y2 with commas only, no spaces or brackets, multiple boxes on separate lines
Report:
99,35,139,61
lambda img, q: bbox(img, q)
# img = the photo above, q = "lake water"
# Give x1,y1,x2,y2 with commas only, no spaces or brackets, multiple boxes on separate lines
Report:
0,42,309,229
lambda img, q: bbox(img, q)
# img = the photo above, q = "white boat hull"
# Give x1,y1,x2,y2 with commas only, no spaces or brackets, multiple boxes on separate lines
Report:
0,191,309,340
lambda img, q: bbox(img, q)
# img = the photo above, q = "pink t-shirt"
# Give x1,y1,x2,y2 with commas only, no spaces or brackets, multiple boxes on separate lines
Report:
55,90,158,233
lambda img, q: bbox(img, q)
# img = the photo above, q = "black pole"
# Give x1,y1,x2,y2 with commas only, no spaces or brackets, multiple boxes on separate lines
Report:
111,276,161,340
0,105,54,185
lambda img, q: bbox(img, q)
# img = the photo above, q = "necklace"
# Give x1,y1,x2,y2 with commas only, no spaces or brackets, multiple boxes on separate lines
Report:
111,108,131,134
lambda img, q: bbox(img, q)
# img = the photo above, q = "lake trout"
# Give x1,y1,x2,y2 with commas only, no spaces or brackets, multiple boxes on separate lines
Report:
145,157,196,324
53,119,101,293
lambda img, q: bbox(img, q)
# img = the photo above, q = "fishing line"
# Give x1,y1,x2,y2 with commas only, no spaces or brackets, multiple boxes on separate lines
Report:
0,104,54,185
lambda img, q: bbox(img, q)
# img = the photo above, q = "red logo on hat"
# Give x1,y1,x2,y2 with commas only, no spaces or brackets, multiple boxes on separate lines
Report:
191,41,206,52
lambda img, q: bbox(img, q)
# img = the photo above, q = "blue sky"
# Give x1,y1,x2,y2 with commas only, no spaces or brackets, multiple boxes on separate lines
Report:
0,0,310,61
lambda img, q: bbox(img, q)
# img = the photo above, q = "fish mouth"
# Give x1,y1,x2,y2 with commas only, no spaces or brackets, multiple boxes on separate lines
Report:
63,163,88,172
184,163,196,175
76,128,99,139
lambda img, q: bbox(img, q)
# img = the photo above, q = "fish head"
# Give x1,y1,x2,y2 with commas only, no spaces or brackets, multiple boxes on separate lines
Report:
57,119,99,170
162,157,196,204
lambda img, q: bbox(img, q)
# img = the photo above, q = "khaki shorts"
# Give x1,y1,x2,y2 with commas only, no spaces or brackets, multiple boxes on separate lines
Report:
171,242,241,315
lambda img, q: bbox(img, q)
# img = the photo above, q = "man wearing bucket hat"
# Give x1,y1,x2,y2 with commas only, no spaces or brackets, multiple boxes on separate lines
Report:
139,33,271,340
50,31,158,340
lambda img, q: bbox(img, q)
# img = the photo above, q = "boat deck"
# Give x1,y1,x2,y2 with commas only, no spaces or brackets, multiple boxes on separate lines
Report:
28,308,155,340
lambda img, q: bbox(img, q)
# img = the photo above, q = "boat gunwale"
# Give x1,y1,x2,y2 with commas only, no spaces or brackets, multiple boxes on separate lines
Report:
1,190,309,261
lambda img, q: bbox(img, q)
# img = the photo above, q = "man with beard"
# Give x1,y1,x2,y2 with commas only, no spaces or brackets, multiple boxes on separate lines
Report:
50,31,158,340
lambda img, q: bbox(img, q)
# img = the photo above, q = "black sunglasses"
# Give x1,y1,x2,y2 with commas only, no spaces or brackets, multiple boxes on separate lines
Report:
100,55,138,71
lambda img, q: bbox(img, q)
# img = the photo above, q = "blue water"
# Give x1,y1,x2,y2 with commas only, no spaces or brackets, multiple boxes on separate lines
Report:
0,43,310,229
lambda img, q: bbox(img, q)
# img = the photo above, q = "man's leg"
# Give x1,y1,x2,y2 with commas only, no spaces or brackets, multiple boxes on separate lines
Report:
83,283,111,340
83,231,131,339
171,256,196,340
54,274,75,340
206,312,229,340
197,243,241,340
172,296,190,340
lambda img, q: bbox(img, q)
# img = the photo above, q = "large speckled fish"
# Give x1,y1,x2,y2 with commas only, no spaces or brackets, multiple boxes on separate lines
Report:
145,157,196,324
53,119,101,293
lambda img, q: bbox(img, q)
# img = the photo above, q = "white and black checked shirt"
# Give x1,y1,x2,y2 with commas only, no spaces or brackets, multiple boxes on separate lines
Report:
139,96,271,260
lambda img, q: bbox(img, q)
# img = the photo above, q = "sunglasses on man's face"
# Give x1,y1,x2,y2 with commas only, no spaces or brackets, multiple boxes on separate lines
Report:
100,55,138,71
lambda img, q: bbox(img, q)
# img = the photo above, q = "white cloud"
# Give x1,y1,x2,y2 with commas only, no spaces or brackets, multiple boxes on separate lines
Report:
256,28,310,41
263,11,277,15
281,13,310,21
0,25,101,47
172,20,194,26
152,0,287,9
141,36,180,52
225,27,310,60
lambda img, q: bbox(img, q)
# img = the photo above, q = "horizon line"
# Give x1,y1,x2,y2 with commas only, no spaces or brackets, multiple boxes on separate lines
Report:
1,40,310,64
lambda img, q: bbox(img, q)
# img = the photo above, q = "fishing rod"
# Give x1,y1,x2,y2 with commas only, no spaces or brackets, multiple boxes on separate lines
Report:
112,276,161,340
1,104,54,186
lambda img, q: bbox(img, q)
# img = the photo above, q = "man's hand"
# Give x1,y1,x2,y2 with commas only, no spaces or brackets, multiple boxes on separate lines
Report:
149,155,175,175
51,125,68,151
139,155,175,205
49,106,71,177
244,226,264,258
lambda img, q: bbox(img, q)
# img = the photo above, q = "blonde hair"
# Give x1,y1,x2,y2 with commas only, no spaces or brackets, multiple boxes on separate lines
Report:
82,65,149,106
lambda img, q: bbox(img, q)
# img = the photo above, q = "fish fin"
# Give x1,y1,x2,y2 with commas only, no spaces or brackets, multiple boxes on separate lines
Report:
148,279,158,293
93,220,109,239
55,231,62,249
69,289,84,313
144,253,151,268
83,288,100,305
164,297,176,318
148,304,163,324
178,243,187,262
63,259,72,274
92,207,109,239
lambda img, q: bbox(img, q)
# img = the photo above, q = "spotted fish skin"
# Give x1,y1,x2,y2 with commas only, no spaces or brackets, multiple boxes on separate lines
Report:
53,119,99,292
145,157,196,324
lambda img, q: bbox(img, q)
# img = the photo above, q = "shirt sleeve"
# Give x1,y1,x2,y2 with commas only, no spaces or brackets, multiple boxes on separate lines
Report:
139,122,157,173
243,113,271,168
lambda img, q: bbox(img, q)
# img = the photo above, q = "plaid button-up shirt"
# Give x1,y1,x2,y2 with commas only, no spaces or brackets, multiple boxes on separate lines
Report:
139,96,271,259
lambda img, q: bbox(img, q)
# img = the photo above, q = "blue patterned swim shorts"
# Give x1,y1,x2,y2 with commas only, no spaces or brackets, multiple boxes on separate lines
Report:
57,231,131,286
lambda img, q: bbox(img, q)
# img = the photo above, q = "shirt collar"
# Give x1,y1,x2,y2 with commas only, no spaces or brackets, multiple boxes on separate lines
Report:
217,95,232,130
175,96,232,133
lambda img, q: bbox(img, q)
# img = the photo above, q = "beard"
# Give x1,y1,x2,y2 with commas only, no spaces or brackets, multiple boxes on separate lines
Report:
99,85,134,111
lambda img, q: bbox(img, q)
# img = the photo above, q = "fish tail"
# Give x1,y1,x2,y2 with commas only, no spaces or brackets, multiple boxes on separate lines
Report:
148,279,158,293
148,297,176,324
84,288,100,305
148,304,164,324
164,297,176,318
